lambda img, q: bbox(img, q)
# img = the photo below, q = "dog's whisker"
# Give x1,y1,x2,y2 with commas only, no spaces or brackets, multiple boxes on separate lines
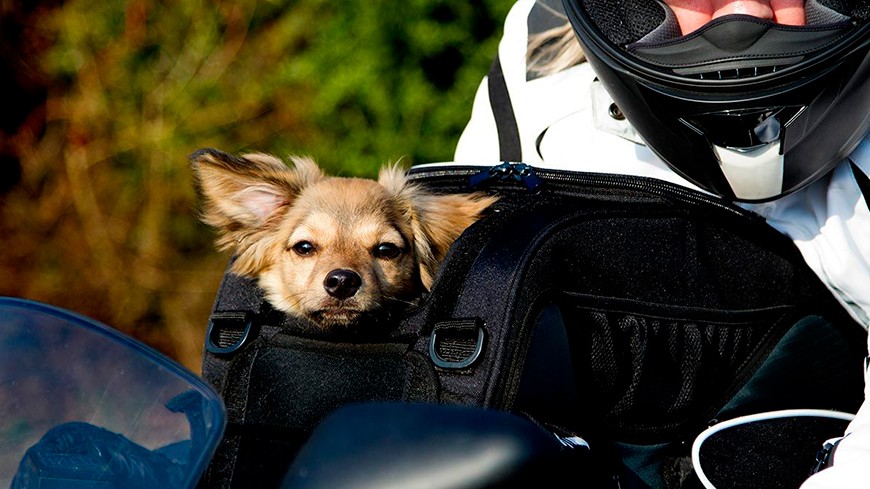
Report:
378,294,419,307
274,294,306,313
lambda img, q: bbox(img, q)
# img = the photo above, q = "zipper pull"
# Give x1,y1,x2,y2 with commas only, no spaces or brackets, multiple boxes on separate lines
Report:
469,162,543,192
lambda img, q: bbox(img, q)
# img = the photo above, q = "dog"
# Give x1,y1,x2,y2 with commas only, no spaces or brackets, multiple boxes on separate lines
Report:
191,148,497,330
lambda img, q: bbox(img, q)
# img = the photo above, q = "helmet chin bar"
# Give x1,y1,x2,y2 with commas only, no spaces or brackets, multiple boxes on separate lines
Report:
714,142,784,201
681,106,802,149
679,106,799,200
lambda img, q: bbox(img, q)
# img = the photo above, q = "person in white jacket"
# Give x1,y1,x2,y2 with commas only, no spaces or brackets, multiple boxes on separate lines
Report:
453,0,870,486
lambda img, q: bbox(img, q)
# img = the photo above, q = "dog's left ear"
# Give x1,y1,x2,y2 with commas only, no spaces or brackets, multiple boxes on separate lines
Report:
379,165,499,290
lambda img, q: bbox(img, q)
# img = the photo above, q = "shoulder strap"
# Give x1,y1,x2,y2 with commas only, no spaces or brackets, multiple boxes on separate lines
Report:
488,55,522,162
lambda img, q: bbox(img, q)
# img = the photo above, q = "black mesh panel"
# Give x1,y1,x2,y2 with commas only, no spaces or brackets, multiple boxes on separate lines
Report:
580,0,667,45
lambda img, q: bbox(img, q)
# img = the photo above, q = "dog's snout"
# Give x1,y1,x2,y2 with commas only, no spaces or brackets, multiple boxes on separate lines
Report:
323,269,362,299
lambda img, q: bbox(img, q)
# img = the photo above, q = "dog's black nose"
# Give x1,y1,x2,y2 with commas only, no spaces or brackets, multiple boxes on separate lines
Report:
323,269,362,300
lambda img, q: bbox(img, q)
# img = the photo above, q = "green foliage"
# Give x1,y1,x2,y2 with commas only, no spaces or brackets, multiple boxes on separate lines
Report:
267,0,509,174
41,0,508,174
1,0,511,369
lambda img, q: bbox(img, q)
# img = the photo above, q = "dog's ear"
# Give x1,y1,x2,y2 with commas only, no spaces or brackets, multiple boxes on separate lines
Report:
190,148,323,257
379,164,498,289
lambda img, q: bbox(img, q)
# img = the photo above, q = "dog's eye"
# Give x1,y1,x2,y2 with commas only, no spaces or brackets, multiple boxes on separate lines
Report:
373,243,402,259
292,241,316,256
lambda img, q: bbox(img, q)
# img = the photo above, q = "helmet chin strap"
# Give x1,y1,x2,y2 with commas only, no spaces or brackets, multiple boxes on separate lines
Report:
714,142,784,200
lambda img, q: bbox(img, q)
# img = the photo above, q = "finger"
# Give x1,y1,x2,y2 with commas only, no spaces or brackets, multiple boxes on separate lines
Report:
770,0,806,25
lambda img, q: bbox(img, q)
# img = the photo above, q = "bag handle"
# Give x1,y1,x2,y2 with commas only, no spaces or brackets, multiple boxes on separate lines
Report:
421,205,578,407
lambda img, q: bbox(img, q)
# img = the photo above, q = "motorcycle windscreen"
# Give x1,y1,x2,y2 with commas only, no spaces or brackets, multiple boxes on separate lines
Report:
692,409,854,489
0,297,226,489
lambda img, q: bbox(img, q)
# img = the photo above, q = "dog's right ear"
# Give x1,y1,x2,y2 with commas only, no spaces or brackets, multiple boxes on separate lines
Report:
190,148,323,252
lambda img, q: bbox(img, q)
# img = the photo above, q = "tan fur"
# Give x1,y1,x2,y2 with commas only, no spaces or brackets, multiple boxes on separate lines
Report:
191,148,498,329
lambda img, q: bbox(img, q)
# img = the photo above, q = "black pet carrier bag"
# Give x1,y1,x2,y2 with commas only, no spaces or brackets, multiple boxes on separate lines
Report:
195,57,868,489
197,165,866,488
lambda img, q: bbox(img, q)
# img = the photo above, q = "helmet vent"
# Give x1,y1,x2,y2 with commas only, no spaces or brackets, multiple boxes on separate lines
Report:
685,65,780,80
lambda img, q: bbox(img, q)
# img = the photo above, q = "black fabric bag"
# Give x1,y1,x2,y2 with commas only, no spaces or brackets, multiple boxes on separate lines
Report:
196,52,867,489
197,162,866,488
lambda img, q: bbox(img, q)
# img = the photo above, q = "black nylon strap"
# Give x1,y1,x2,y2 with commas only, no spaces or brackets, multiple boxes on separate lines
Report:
199,261,266,489
850,159,870,212
488,55,523,162
200,433,241,489
201,259,266,395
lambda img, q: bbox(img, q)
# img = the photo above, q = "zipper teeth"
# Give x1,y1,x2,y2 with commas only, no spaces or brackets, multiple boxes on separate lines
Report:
408,165,756,220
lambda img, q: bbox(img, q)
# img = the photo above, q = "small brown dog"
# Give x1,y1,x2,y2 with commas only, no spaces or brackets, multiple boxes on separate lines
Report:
191,148,497,330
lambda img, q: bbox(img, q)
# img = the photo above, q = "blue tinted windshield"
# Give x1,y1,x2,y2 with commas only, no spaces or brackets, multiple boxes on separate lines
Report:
0,297,225,488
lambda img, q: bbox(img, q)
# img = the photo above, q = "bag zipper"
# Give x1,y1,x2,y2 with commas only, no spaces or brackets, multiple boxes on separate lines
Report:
408,162,763,222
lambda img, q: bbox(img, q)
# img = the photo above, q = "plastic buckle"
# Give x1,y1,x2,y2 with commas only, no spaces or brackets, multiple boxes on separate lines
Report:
811,439,842,474
429,318,486,369
205,311,254,355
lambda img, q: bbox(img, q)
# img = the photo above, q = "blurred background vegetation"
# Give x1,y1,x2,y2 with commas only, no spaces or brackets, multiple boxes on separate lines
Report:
0,0,511,372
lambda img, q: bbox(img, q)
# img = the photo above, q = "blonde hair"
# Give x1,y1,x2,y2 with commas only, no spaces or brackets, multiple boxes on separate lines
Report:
527,18,586,77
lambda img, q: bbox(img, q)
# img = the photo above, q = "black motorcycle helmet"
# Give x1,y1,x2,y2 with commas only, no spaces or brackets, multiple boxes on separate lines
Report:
562,0,870,201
